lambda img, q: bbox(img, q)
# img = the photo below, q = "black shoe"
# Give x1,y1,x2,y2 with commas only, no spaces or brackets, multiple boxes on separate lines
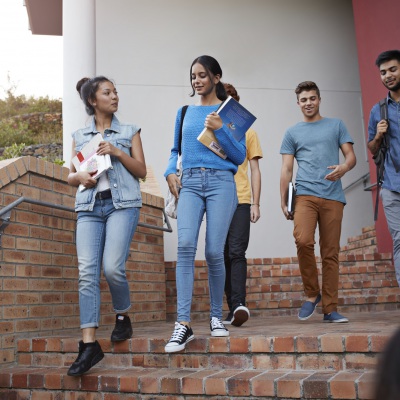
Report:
165,322,194,353
223,311,233,325
111,314,133,342
231,304,250,327
67,340,104,376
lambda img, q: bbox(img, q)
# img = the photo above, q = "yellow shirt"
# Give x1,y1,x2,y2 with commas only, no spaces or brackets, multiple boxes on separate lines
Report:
235,129,263,204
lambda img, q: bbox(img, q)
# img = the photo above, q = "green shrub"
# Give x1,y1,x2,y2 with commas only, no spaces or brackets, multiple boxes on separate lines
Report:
0,78,62,147
0,78,63,163
0,119,33,146
0,143,26,160
0,77,61,119
53,158,65,166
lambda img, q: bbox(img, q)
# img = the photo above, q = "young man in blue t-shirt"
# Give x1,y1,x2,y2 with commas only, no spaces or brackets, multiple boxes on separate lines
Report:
280,81,356,323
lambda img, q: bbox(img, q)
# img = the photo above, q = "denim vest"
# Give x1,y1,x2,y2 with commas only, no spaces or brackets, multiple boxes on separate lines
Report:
72,115,142,212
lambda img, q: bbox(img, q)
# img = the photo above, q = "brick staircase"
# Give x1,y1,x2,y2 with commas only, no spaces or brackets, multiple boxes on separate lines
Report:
166,226,400,322
0,226,399,399
0,310,397,399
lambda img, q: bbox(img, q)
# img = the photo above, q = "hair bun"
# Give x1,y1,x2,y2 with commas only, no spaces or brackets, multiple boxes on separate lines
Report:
76,77,90,96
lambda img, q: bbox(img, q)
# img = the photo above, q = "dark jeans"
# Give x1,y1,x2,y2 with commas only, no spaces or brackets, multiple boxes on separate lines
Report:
224,203,251,312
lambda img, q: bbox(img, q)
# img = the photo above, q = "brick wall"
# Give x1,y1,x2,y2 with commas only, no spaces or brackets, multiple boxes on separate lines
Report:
0,156,166,366
165,226,400,321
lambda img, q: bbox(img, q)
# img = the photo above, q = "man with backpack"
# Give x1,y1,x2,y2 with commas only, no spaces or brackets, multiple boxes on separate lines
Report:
368,49,400,286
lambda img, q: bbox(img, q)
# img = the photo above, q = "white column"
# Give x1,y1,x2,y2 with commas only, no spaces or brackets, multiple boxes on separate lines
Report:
62,0,95,165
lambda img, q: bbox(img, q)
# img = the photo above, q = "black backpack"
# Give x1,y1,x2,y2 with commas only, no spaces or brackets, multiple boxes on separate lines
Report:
372,98,389,221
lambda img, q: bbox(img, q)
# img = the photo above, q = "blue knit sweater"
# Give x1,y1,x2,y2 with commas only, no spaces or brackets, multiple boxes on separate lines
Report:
164,105,246,177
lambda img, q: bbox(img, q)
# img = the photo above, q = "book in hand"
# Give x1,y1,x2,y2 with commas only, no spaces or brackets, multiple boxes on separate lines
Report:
71,133,112,192
287,182,296,214
197,95,257,159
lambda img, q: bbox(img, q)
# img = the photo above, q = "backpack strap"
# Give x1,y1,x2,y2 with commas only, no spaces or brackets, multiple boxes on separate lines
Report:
374,98,389,221
374,175,380,221
379,98,388,121
178,105,188,156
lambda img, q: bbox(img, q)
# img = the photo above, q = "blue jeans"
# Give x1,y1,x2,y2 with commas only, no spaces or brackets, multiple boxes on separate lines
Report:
381,188,400,286
176,168,238,322
76,197,140,329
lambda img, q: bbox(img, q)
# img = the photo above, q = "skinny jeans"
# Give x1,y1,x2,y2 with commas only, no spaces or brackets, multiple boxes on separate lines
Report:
176,168,238,322
293,195,344,314
76,197,139,329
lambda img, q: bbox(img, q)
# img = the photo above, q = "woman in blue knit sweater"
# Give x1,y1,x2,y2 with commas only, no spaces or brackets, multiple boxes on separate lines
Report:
164,55,246,353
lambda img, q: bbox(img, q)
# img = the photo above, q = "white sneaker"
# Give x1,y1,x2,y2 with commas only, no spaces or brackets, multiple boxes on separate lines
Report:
210,317,229,337
165,322,194,353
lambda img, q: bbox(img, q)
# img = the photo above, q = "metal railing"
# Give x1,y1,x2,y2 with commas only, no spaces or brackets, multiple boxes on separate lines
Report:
343,172,371,192
363,181,377,192
0,196,172,247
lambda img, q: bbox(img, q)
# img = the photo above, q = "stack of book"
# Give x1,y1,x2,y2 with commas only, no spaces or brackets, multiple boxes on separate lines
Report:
197,95,257,159
72,133,112,191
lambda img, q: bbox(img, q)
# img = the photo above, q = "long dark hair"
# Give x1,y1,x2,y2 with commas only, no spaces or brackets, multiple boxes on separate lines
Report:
76,76,114,116
189,55,227,101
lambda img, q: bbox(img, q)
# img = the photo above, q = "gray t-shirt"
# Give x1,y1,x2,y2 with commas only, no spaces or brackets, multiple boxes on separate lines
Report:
280,117,354,204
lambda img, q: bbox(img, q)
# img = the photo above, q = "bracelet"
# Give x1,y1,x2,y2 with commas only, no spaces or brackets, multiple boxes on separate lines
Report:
251,203,260,206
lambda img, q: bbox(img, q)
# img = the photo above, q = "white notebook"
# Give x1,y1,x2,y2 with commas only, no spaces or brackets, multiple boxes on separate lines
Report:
288,182,296,214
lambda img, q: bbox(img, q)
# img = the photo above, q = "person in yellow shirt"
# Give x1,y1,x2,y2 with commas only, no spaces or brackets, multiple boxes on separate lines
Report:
222,83,263,326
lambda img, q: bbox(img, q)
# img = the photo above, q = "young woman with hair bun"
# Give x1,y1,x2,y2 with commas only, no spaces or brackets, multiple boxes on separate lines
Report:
67,76,146,376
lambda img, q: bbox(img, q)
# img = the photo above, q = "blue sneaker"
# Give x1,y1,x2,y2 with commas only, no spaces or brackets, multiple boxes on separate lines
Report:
323,311,349,323
298,293,321,320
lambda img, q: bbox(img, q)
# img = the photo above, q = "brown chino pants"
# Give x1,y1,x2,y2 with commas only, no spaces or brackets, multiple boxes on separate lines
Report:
293,195,344,314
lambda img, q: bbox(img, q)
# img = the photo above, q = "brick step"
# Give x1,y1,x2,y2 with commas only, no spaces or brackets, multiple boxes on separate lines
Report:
2,309,397,399
345,226,376,242
14,328,389,372
177,304,400,324
341,236,378,253
185,294,400,322
343,225,377,248
174,264,400,320
0,365,376,399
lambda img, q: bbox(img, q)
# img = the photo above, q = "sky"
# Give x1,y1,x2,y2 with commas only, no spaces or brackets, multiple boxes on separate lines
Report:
0,0,63,100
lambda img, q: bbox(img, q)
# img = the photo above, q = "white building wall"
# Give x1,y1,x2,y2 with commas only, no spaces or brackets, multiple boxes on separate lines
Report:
89,0,373,260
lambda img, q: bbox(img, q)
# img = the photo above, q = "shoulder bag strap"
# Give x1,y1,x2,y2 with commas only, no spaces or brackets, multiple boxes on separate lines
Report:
374,98,389,221
178,105,188,156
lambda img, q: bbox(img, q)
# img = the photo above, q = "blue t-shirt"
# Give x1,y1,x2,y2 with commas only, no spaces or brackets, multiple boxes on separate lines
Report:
280,117,354,204
368,95,400,193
